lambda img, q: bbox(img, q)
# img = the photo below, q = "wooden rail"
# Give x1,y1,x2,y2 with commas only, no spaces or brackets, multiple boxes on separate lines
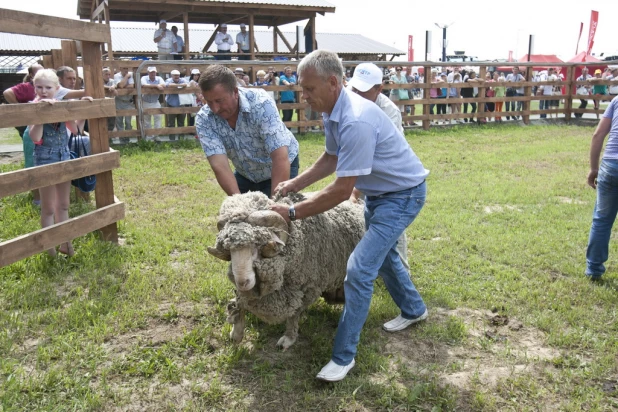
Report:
0,99,116,129
0,200,125,268
0,149,120,198
0,8,111,43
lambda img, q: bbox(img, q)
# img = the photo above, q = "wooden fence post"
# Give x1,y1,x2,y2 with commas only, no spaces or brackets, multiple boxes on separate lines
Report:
523,67,532,125
423,65,431,130
478,66,487,122
82,40,119,243
564,66,574,122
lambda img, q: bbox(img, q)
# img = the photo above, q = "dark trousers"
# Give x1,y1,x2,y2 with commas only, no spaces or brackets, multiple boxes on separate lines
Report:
239,50,251,60
216,50,231,60
282,109,293,122
234,156,299,197
437,98,447,115
173,55,183,60
463,102,477,122
506,93,523,118
574,99,588,118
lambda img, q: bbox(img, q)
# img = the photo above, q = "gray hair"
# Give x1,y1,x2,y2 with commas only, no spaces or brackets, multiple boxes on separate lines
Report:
56,66,75,79
297,50,344,85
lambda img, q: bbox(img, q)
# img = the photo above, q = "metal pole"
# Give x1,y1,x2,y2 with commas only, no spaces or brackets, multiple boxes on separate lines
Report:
442,27,447,63
425,30,431,61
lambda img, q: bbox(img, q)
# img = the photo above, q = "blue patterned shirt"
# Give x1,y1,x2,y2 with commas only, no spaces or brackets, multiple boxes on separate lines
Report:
196,87,299,183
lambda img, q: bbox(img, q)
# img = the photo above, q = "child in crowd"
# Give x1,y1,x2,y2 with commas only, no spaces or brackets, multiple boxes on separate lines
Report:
28,69,92,257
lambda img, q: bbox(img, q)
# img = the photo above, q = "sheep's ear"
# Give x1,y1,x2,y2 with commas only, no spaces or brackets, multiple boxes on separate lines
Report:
207,246,231,261
271,232,285,246
261,233,285,258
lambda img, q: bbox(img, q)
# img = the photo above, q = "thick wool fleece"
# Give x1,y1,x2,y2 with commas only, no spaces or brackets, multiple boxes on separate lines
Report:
215,192,365,326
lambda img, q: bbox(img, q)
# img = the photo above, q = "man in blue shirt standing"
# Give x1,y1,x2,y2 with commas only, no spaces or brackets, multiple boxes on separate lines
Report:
170,26,184,60
165,69,188,140
272,50,429,383
195,65,299,197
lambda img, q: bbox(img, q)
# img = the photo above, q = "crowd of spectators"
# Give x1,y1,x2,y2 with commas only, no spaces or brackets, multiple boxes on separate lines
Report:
346,64,618,127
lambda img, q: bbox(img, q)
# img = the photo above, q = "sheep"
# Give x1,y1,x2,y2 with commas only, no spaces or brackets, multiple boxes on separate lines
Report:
207,191,365,350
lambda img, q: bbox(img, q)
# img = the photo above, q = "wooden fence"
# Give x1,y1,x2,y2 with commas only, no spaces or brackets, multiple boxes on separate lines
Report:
95,60,617,140
0,8,124,268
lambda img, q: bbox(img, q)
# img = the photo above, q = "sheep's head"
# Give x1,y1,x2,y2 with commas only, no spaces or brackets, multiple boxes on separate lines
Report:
208,209,289,292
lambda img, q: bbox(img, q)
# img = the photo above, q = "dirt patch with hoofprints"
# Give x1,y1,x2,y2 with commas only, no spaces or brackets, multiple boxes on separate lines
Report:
382,307,560,390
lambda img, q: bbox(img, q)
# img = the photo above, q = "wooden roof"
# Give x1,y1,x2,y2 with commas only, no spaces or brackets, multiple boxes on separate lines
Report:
77,0,336,27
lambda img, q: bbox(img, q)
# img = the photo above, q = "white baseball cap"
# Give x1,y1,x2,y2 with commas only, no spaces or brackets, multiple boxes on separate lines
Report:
170,69,180,75
349,63,383,92
160,19,166,24
147,67,157,72
240,23,246,28
220,23,227,28
235,67,244,74
191,69,200,75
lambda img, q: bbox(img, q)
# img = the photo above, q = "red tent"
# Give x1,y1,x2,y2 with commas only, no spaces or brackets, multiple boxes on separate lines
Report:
496,54,564,72
568,52,606,79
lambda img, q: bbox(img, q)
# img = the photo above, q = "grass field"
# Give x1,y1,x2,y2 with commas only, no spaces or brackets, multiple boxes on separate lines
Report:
1,123,617,411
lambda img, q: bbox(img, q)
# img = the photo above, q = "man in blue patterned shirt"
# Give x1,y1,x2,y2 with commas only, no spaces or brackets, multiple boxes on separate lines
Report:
195,65,299,197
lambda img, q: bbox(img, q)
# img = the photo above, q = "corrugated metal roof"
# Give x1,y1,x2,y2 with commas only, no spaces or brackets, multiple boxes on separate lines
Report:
193,0,335,6
0,28,404,55
0,33,61,54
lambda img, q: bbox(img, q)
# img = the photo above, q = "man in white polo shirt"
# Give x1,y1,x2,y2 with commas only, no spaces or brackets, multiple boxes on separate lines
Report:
605,68,618,97
271,51,429,382
153,20,177,61
348,63,404,134
141,67,165,141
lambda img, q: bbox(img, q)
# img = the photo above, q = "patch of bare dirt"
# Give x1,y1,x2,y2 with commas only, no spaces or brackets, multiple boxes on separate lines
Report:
556,196,586,205
103,302,204,355
382,307,560,391
0,152,23,165
483,204,523,214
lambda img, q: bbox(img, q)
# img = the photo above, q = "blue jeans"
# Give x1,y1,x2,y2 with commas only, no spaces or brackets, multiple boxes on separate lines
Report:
586,159,618,278
234,156,299,197
331,182,428,366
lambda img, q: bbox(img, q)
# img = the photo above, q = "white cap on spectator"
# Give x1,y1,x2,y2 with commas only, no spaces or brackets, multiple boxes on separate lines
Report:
235,67,244,74
191,69,200,75
170,69,180,75
348,63,383,92
220,23,227,28
147,67,157,72
160,19,166,24
240,23,246,28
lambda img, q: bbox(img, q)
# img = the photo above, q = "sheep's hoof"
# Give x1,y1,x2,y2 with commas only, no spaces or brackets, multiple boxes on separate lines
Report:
226,299,240,324
276,335,296,351
230,325,244,343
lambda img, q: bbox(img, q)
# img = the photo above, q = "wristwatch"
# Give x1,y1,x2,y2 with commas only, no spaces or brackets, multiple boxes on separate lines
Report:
288,205,296,221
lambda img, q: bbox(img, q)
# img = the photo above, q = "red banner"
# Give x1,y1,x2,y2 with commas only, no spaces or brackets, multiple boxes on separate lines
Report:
586,10,599,56
575,22,583,55
408,35,414,61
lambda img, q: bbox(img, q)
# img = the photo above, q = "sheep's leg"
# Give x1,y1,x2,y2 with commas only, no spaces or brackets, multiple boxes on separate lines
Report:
276,313,300,351
226,298,246,344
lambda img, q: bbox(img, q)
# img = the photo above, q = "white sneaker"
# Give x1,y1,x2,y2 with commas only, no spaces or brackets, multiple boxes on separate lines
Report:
316,359,355,382
383,309,428,332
